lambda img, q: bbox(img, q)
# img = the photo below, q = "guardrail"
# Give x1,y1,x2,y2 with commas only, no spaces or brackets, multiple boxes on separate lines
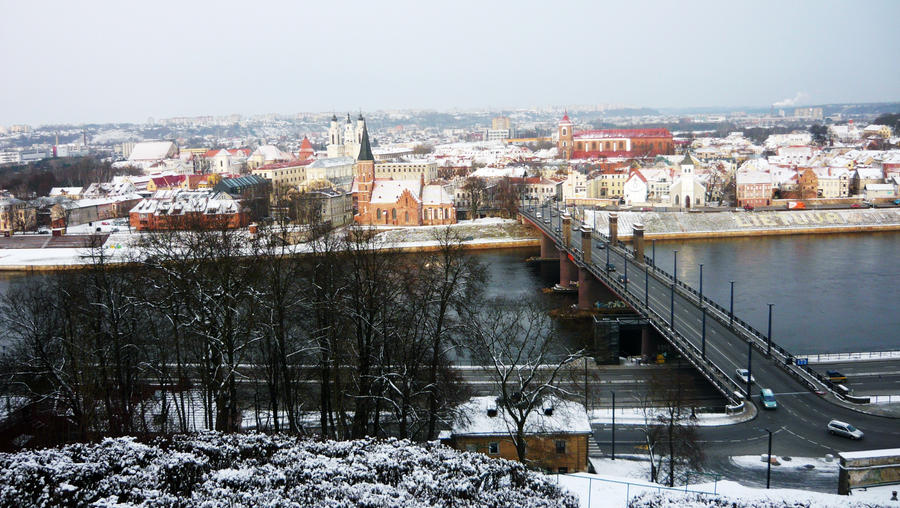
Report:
805,350,900,364
556,472,721,506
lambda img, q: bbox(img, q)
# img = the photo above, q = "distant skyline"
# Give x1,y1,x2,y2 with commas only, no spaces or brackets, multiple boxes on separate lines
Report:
2,0,899,125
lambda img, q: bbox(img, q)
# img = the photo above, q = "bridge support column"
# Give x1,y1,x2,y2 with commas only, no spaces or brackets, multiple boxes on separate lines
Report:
559,251,576,288
640,324,656,363
578,267,601,310
633,223,645,264
562,212,572,249
581,225,592,263
540,234,555,259
609,212,618,245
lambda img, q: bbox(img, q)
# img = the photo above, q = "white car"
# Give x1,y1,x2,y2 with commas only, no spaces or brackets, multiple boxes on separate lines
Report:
827,420,864,440
735,368,755,384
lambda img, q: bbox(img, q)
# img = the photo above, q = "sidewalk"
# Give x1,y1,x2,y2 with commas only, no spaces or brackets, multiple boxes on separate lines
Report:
589,401,756,427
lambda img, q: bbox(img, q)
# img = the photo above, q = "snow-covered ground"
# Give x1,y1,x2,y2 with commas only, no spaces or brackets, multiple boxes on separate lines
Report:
0,218,537,269
557,463,896,507
588,405,754,427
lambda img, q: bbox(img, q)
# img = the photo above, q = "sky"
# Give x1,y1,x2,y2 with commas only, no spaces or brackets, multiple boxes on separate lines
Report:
2,0,899,125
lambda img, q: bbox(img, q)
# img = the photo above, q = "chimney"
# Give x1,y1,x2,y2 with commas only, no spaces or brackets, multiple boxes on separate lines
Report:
581,224,592,263
633,223,645,263
562,211,572,248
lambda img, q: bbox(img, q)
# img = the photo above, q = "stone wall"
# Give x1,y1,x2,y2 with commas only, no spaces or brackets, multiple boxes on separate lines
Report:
584,209,900,240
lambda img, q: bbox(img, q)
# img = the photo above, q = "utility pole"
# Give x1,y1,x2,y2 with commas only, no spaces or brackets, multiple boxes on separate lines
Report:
729,281,735,327
611,391,616,460
767,303,774,357
766,428,773,489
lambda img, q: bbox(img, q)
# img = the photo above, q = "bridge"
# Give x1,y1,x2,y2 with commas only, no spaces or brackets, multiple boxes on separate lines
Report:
519,201,893,415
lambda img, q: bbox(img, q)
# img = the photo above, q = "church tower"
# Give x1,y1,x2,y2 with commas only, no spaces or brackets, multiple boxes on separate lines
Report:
678,152,696,208
354,121,375,223
327,114,343,158
558,112,574,159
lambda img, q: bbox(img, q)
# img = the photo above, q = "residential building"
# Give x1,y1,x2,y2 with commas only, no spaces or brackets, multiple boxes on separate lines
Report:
129,190,248,231
0,198,37,233
305,157,355,190
736,171,773,207
252,160,313,192
850,167,883,195
441,396,591,474
374,161,439,183
863,183,896,201
247,145,292,170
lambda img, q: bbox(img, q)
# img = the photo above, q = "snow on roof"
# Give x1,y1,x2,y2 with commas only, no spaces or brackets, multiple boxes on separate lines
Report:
422,184,452,205
251,144,291,162
839,448,900,460
49,187,83,196
307,156,354,168
451,396,591,437
129,141,176,161
736,171,772,185
575,128,671,139
370,180,421,204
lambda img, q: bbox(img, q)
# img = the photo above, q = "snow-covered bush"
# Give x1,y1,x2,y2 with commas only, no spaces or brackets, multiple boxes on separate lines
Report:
0,432,578,507
627,491,882,508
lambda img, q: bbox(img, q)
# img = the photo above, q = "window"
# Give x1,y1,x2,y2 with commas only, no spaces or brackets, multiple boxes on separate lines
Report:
558,467,568,474
488,442,499,455
555,440,566,454
391,208,396,220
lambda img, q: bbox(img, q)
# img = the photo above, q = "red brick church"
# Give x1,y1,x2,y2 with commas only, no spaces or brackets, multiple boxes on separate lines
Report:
353,123,455,226
557,113,674,159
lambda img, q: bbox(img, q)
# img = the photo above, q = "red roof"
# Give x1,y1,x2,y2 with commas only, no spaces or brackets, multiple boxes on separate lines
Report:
574,128,672,140
571,150,637,159
630,170,647,183
561,111,571,123
151,175,185,187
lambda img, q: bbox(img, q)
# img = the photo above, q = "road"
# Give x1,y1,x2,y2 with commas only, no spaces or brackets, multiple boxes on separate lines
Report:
524,203,900,465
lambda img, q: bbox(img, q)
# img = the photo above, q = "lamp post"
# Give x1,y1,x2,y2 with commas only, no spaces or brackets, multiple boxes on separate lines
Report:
670,282,675,331
652,240,656,269
645,265,649,308
606,241,610,271
701,306,707,359
729,280,735,327
611,391,616,460
673,250,678,286
699,263,704,303
765,428,773,489
624,257,628,291
746,339,753,398
767,303,774,357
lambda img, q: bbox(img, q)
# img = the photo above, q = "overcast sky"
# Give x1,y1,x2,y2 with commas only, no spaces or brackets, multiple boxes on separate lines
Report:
2,0,899,125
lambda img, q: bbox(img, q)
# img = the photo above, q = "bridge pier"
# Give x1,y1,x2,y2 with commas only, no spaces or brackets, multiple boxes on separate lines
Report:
633,223,645,264
562,212,572,249
609,212,618,245
577,267,602,310
559,251,576,288
641,325,656,362
540,234,555,259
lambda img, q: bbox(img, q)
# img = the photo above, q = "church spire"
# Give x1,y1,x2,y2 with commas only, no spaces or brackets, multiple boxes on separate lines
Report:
357,122,374,161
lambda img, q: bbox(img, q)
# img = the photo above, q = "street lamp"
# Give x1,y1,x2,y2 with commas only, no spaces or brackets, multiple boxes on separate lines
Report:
746,339,753,398
765,428,773,489
652,240,656,269
611,391,616,460
699,263,704,303
729,281,735,327
767,303,774,357
701,306,707,359
670,282,675,331
623,257,628,291
645,266,649,308
673,250,678,286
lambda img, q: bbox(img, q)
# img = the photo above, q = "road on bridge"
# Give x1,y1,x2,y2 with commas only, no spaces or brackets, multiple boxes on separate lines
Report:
523,203,900,466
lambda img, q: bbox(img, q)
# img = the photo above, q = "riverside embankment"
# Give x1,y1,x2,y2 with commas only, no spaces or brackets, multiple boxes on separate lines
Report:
584,208,900,240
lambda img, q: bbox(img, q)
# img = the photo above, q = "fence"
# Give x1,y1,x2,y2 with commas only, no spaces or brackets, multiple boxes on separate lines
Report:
805,351,900,364
555,472,720,507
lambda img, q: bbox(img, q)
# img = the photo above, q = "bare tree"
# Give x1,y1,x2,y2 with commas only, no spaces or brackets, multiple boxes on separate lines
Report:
464,299,584,464
462,177,487,219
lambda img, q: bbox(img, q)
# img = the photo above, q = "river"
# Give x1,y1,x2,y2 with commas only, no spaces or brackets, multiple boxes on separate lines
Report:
1,232,898,355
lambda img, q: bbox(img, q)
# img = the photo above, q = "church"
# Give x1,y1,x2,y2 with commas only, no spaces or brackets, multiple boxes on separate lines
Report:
557,113,674,159
352,121,455,226
327,113,365,158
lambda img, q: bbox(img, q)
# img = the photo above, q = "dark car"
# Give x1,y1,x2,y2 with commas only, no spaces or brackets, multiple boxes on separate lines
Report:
606,263,616,272
595,242,606,249
826,370,847,383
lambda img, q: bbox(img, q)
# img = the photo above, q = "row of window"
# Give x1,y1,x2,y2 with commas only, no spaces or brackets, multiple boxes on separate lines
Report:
472,440,568,455
374,207,450,221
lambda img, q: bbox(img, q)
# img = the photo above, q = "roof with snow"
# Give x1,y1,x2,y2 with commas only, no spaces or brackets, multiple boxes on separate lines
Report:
251,145,292,163
574,128,672,140
370,180,421,204
451,396,591,437
421,184,453,205
129,141,177,161
307,156,354,168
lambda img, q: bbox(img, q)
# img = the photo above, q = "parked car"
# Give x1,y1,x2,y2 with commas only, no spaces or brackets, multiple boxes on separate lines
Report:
543,218,551,224
760,388,777,409
826,370,847,383
850,203,862,209
735,368,755,384
827,419,863,440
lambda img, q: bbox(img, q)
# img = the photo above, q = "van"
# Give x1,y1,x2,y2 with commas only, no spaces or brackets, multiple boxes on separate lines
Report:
760,388,777,409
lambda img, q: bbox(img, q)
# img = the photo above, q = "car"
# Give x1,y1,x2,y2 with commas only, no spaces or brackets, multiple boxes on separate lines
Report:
760,388,777,409
894,199,900,206
743,205,755,211
617,274,628,284
543,218,550,224
827,419,863,440
536,212,542,218
826,370,847,383
735,368,755,384
595,242,606,250
850,203,862,209
606,263,616,272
